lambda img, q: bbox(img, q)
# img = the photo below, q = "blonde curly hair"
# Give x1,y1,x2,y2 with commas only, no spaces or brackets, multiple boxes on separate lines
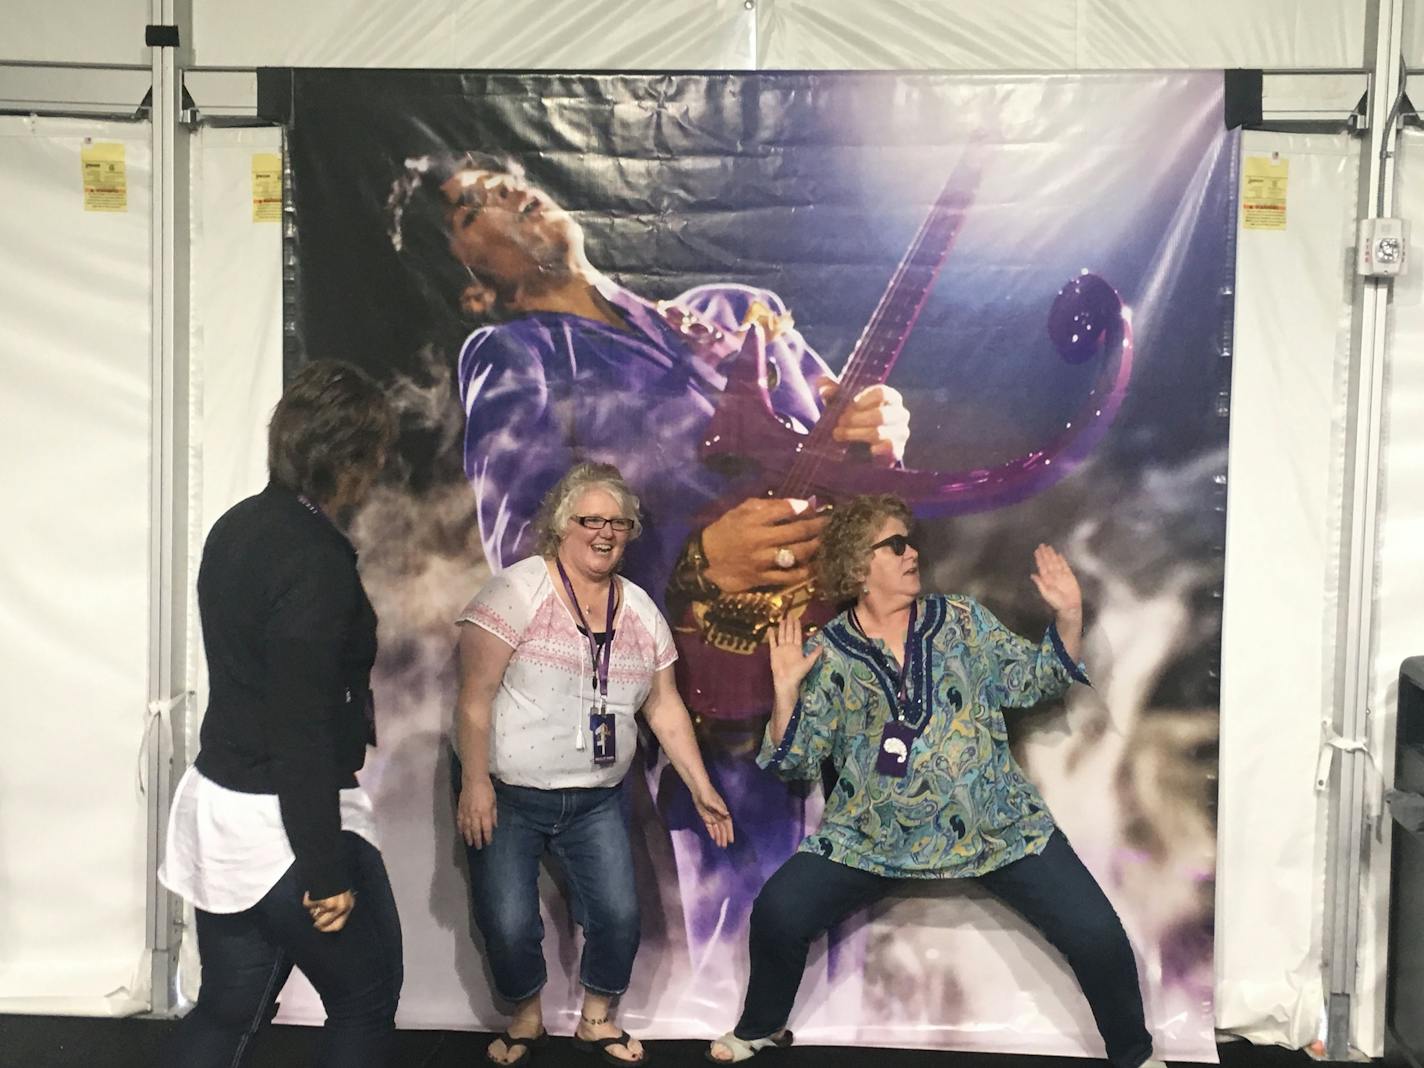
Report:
532,462,642,558
814,494,913,603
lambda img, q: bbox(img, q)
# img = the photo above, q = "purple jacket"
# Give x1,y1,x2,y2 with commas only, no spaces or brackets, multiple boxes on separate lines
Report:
457,279,831,606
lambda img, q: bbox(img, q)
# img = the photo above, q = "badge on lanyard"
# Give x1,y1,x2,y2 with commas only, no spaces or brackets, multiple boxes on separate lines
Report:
851,602,928,779
557,558,619,766
876,719,917,777
589,708,617,765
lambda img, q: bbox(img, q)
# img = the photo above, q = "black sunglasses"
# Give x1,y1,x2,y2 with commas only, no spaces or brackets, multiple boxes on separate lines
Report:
869,533,917,556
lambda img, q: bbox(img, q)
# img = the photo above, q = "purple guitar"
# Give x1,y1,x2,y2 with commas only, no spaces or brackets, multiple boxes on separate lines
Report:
675,152,1135,720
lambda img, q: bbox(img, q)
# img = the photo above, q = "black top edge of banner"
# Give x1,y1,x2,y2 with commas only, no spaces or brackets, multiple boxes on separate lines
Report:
1223,69,1263,130
256,68,295,124
259,66,1258,128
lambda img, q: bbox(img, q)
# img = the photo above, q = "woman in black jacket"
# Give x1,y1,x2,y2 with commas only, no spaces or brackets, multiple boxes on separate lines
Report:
159,360,402,1067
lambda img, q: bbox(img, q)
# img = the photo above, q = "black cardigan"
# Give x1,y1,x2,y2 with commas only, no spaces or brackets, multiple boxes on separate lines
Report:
194,482,377,900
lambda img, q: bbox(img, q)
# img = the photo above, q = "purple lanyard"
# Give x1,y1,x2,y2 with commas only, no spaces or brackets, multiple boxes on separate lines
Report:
555,558,616,706
850,600,919,721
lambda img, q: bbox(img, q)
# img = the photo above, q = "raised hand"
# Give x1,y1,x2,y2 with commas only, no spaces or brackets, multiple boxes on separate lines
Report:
1029,543,1082,617
767,612,822,699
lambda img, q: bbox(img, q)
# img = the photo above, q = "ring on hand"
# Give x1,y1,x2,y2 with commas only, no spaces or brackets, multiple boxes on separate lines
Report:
774,547,796,569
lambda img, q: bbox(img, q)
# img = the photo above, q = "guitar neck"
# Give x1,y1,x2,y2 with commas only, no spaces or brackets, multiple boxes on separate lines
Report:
791,164,979,488
836,179,974,400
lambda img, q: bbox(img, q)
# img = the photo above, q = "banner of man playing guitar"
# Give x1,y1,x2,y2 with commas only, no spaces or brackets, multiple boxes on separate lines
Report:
385,141,1133,986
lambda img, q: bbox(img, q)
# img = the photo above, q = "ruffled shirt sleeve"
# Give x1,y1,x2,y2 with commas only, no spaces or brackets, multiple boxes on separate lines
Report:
756,633,843,780
967,598,1090,710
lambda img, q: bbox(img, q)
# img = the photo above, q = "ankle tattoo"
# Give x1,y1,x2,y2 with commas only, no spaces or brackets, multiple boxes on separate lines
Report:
581,1013,609,1026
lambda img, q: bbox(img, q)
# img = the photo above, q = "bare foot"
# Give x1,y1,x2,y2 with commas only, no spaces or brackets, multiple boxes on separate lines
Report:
576,1016,645,1064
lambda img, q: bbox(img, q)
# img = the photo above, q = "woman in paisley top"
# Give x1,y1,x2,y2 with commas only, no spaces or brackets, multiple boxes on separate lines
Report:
707,494,1162,1068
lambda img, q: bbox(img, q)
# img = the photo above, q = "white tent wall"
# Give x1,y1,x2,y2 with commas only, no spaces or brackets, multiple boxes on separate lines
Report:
1218,132,1359,1051
3,0,1374,70
0,1,1418,1059
177,123,286,1001
0,116,153,1014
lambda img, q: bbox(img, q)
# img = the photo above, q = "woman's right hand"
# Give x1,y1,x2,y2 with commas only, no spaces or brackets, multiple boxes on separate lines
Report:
458,772,498,849
768,613,822,701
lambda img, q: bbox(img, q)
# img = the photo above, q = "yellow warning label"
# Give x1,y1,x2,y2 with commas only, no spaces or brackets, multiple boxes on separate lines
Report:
252,153,282,222
81,142,127,212
1242,155,1288,230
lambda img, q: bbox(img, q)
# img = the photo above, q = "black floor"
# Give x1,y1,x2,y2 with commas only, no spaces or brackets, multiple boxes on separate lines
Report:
0,1016,1333,1068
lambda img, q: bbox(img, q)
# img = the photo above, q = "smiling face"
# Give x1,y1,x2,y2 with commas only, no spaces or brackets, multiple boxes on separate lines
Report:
440,168,584,313
557,486,633,583
861,515,921,603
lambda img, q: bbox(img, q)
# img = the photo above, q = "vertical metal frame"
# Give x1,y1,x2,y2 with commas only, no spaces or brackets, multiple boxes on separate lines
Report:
1326,0,1405,1056
144,0,192,1017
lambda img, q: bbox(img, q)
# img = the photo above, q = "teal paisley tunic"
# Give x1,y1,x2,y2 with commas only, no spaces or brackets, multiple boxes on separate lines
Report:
757,594,1089,879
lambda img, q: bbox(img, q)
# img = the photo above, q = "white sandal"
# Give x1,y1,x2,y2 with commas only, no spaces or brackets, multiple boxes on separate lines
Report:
704,1030,794,1063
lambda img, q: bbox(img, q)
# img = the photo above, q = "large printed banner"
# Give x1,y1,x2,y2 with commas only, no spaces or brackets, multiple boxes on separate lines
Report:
261,70,1235,1059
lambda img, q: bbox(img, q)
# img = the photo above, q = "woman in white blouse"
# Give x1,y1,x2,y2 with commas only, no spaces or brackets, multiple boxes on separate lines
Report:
453,461,734,1067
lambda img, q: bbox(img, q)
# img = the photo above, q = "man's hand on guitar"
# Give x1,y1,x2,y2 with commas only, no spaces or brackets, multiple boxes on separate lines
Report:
701,498,828,594
819,381,911,466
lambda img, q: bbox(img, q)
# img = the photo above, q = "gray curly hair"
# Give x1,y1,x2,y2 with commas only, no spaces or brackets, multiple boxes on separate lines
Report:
532,462,642,558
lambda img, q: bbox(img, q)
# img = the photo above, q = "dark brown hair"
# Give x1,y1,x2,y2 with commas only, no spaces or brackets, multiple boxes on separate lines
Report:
267,360,396,503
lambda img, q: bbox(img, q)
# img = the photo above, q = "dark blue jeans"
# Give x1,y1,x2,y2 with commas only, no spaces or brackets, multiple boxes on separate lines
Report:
454,767,640,1001
734,831,1155,1068
161,831,403,1068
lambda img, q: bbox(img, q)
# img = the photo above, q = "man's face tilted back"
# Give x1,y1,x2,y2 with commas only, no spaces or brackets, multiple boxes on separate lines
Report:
440,168,585,310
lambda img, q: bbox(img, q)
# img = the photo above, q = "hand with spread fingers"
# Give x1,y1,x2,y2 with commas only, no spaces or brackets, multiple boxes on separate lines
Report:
303,890,356,933
768,612,823,703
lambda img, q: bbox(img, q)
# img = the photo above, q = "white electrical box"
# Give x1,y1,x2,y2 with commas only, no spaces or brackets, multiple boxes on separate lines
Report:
1358,217,1410,277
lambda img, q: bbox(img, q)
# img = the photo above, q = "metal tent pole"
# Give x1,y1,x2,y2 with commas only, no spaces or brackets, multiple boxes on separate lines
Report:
143,0,192,1017
1325,0,1405,1056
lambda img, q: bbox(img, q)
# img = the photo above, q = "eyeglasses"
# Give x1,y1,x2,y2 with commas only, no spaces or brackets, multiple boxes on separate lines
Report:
869,533,917,556
574,515,637,532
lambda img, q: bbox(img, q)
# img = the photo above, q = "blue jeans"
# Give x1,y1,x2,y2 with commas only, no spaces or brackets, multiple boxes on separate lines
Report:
734,831,1155,1068
454,762,641,1001
162,831,403,1068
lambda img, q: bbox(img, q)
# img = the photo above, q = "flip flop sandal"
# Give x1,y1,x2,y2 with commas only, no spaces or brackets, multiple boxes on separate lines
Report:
486,1029,549,1066
572,1028,649,1066
704,1030,794,1063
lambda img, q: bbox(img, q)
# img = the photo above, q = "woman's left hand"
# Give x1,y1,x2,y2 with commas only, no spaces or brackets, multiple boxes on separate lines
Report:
692,782,735,848
1030,543,1082,617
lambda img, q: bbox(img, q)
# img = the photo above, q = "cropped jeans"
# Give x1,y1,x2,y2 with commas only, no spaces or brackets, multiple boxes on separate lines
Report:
453,755,640,1000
